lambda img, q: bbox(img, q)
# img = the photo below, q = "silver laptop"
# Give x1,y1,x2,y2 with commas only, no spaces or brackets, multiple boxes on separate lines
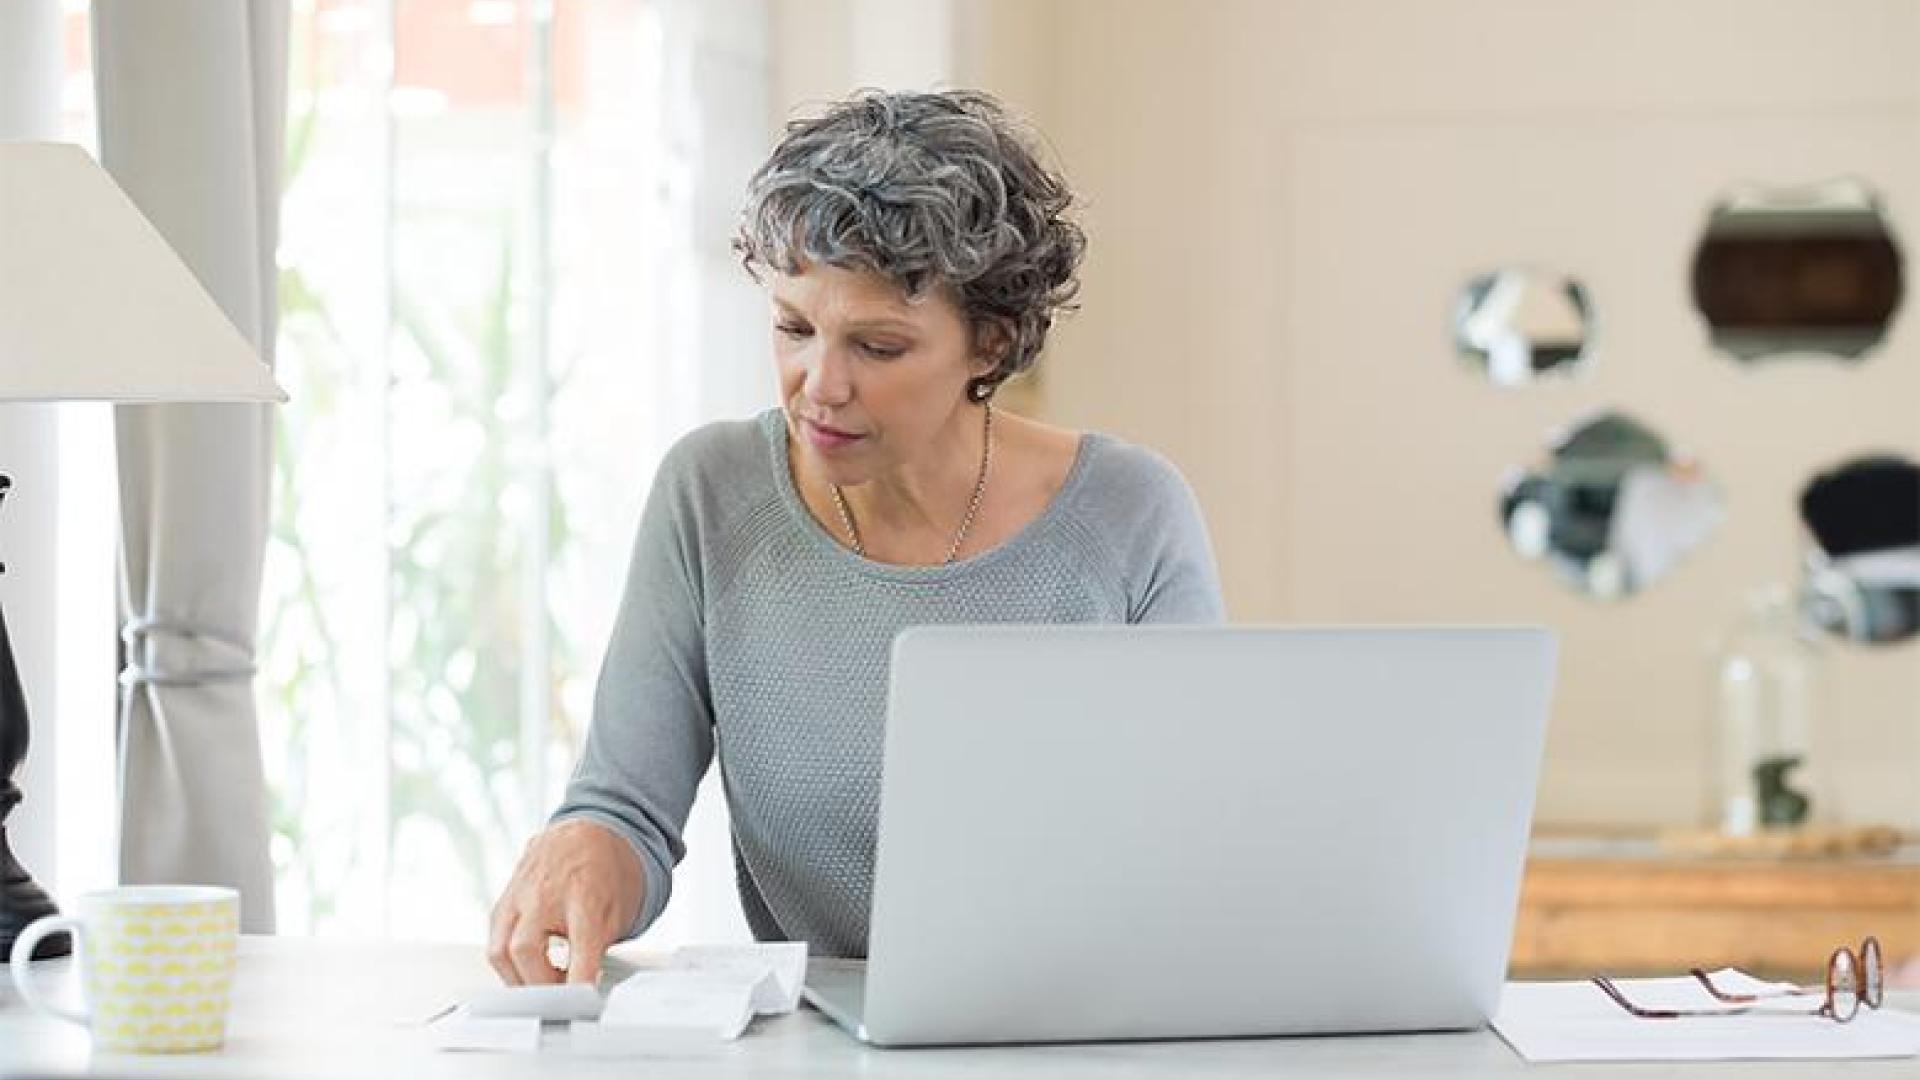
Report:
802,625,1557,1047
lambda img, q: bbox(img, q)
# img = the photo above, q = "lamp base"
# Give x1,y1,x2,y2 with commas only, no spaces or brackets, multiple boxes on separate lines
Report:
0,815,67,961
0,482,68,960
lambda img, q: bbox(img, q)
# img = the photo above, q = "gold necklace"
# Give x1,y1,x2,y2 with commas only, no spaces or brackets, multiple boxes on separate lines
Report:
830,401,994,565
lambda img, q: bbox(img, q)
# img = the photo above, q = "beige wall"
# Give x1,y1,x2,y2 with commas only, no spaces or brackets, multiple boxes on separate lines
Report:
768,1,1920,829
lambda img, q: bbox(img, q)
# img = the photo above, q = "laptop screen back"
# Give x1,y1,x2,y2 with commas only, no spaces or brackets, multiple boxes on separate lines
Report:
861,625,1556,1046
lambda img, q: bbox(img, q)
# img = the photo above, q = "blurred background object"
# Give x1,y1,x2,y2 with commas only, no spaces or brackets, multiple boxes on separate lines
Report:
1455,267,1595,387
1499,412,1723,601
1799,456,1920,646
1691,178,1903,365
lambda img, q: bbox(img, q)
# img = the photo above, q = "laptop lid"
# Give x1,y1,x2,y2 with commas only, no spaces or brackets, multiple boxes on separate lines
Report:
856,625,1556,1046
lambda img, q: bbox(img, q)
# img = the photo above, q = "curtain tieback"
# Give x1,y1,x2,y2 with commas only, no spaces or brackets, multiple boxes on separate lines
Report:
119,617,257,688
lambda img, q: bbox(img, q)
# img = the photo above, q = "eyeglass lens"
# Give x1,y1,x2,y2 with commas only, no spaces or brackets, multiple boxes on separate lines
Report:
1861,937,1883,1010
1829,947,1860,1022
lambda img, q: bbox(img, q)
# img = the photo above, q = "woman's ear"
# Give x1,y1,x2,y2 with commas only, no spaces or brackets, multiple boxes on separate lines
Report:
970,318,1014,379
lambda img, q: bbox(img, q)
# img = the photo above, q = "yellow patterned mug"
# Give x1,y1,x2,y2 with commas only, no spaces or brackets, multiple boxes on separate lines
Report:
9,885,240,1053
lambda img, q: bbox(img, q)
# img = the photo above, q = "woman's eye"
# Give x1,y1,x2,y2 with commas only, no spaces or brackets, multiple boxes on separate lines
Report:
775,322,811,339
859,342,906,359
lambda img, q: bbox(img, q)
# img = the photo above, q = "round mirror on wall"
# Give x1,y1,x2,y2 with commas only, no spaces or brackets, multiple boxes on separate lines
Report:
1798,455,1920,645
1498,411,1723,600
1453,268,1594,386
1691,178,1904,365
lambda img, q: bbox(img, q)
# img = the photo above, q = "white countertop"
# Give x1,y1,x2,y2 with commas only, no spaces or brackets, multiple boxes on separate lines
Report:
3,935,1917,1078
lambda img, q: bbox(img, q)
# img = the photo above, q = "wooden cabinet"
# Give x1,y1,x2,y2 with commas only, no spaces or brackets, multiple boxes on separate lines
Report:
1511,838,1920,981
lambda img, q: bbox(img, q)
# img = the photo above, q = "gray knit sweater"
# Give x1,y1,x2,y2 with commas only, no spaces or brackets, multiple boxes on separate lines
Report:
554,408,1225,958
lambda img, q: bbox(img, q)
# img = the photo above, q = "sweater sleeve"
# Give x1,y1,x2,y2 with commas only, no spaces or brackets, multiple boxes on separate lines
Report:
550,438,715,939
1108,445,1228,624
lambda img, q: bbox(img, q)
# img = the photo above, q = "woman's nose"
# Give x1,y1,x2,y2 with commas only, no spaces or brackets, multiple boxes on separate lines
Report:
802,347,854,405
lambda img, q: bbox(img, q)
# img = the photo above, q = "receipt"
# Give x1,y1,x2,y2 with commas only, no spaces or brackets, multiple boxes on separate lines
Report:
670,942,808,1014
596,942,810,1040
444,940,811,1049
465,982,603,1022
600,971,757,1039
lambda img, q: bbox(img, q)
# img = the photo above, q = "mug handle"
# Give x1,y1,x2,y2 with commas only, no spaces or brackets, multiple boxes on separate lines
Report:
9,915,90,1027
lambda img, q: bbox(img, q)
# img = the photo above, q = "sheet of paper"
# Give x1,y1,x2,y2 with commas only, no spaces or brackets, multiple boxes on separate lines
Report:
442,940,809,1050
430,1007,542,1052
600,971,757,1040
1493,972,1920,1062
565,1020,734,1056
464,981,603,1022
670,942,808,1014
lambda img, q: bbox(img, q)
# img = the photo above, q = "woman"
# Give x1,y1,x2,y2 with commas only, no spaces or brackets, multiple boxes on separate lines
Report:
488,89,1224,986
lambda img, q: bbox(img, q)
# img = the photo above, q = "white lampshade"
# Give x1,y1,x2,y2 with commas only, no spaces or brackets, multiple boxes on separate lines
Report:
0,141,286,403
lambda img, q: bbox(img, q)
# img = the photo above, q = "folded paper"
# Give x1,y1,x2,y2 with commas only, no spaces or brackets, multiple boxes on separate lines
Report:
669,942,808,1014
596,941,809,1041
600,971,757,1040
436,940,810,1051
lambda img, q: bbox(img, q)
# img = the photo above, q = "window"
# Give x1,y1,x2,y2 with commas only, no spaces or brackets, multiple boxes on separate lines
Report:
261,0,766,942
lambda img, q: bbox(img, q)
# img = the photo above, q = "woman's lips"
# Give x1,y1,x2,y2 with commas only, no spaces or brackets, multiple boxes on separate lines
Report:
801,417,865,451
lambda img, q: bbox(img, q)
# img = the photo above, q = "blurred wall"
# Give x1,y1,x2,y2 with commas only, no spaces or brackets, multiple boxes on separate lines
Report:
767,0,1920,830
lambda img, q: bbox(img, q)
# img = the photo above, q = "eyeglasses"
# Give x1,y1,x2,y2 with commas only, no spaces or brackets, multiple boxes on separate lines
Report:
1592,937,1883,1024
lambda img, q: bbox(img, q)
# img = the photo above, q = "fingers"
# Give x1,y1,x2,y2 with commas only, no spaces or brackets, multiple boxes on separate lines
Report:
564,941,603,987
487,885,565,986
508,920,565,985
488,821,644,987
486,896,521,985
562,899,613,987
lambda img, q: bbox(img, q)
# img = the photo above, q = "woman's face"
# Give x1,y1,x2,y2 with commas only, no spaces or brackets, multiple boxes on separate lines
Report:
774,262,995,487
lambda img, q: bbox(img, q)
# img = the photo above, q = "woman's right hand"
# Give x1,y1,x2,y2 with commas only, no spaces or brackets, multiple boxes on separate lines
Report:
487,818,645,986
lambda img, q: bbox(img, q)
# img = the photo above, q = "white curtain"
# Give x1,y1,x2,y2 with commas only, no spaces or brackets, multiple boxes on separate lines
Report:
92,0,287,931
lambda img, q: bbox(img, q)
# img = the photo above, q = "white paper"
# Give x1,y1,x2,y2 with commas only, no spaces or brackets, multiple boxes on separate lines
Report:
446,940,809,1051
600,971,757,1040
566,1021,733,1056
671,942,808,1014
465,982,603,1022
430,1007,542,1052
1493,971,1920,1062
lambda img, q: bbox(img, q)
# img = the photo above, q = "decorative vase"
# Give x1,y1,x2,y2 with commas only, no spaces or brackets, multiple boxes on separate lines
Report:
1714,586,1823,836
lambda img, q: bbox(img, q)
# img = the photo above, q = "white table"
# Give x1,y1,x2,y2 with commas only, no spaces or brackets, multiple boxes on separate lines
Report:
3,936,1917,1078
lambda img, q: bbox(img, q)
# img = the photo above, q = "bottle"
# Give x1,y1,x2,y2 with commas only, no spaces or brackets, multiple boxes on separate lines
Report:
1714,586,1821,835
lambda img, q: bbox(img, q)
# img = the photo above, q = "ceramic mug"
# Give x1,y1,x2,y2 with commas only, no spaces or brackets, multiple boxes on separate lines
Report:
9,885,240,1053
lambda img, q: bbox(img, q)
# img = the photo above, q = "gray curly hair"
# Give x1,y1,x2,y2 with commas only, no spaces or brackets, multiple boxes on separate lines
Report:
733,89,1086,401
